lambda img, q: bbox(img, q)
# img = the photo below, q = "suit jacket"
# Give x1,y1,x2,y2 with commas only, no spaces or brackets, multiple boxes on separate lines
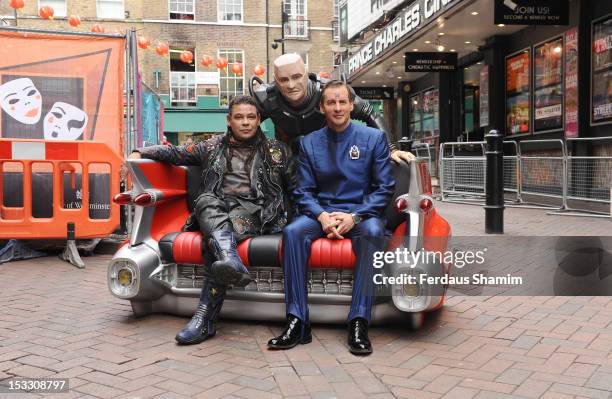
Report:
294,121,395,220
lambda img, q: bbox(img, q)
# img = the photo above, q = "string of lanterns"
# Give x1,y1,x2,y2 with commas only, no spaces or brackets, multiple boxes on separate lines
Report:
9,1,325,78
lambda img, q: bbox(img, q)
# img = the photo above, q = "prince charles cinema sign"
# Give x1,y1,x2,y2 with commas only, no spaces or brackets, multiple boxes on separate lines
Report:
348,0,458,75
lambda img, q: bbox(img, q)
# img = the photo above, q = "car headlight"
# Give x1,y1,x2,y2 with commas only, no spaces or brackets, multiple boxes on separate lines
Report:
392,268,429,312
108,260,139,298
402,280,421,297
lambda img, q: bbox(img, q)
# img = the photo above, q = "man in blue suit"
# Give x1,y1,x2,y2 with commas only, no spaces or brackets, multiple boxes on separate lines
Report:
268,80,395,355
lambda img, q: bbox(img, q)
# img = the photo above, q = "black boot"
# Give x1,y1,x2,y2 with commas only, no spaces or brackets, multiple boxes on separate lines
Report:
209,230,252,287
347,318,372,355
175,281,225,345
267,315,312,349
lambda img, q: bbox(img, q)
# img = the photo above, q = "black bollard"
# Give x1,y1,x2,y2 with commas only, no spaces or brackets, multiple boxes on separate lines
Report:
485,130,504,234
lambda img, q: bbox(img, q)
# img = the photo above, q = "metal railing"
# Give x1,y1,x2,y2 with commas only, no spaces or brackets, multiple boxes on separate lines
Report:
518,139,567,209
412,143,434,178
438,137,612,216
566,137,612,205
439,141,486,201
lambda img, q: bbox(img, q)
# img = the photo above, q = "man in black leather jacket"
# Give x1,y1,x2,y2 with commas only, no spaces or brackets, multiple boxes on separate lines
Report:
249,53,414,163
129,95,295,345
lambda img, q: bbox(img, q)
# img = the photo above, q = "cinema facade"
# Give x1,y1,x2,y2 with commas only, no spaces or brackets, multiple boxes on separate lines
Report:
335,0,612,197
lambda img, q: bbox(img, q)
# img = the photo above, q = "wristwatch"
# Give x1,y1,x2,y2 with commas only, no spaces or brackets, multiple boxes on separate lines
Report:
351,213,362,224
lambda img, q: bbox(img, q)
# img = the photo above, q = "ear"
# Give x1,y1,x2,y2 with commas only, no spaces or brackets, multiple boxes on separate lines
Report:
226,113,231,126
349,101,354,113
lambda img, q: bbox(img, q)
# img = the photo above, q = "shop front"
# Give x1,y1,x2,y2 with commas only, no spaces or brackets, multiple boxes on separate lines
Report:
337,0,612,162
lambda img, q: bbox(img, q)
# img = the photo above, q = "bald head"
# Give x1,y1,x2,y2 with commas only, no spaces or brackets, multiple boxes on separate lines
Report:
273,53,308,107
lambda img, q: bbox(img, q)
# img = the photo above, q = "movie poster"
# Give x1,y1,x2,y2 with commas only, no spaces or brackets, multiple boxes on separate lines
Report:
506,51,530,135
479,66,489,128
592,16,612,124
534,38,563,132
565,29,578,138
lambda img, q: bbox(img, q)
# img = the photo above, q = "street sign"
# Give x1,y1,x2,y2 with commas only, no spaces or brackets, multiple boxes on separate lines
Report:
354,87,394,100
494,0,569,25
405,52,458,73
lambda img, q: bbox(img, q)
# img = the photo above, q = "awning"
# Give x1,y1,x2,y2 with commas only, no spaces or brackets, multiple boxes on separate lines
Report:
163,109,275,137
164,109,228,133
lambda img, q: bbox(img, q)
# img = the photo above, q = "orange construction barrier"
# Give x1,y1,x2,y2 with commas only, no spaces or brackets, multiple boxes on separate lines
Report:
0,138,121,239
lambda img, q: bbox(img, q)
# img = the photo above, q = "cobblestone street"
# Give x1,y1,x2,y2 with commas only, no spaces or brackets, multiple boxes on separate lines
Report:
0,202,611,399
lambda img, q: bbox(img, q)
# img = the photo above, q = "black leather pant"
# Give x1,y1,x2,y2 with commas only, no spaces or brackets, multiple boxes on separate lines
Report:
194,194,262,243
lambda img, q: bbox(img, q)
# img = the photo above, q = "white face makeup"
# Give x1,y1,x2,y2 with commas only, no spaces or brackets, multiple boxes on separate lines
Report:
273,53,309,107
43,102,88,140
0,78,43,124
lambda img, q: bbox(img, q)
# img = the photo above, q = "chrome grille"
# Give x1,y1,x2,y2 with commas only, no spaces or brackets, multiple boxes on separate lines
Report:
173,264,354,294
177,265,205,288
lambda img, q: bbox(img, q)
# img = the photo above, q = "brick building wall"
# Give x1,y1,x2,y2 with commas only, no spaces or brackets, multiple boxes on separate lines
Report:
1,0,339,104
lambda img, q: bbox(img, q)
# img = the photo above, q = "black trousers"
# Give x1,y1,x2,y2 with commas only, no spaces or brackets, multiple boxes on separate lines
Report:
194,193,262,243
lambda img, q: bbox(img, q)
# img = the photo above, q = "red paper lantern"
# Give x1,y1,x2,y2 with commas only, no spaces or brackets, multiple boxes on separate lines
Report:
230,63,243,75
68,15,81,27
39,5,54,19
216,57,228,70
155,42,169,57
179,50,194,64
137,36,151,49
319,71,331,79
200,54,213,67
253,64,266,77
90,23,105,33
9,0,24,10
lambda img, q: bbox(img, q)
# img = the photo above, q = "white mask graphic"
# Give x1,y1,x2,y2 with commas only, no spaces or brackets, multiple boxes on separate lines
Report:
0,78,43,124
43,102,88,140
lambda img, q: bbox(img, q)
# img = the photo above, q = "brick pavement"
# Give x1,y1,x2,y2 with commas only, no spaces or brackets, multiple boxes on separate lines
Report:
0,202,611,398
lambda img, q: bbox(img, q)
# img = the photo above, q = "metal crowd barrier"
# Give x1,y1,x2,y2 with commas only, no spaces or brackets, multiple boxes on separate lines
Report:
411,143,434,178
438,137,612,216
439,141,486,201
518,139,567,209
566,137,612,205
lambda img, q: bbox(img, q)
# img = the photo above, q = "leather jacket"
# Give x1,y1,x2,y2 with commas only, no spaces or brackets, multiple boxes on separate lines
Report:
137,128,296,234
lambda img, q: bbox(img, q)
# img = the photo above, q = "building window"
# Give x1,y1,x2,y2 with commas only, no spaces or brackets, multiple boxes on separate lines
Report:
38,0,66,17
332,0,339,41
533,37,563,133
218,49,244,108
333,51,345,68
592,15,612,125
169,48,196,106
170,0,194,20
218,0,242,22
284,0,308,38
97,0,124,19
409,88,439,142
505,49,531,135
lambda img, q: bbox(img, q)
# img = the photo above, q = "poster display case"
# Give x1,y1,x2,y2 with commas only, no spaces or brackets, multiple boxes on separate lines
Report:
591,15,612,125
506,50,531,135
533,37,564,132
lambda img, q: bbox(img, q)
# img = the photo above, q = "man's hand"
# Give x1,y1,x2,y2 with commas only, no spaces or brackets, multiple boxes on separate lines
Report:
391,150,416,164
121,152,141,181
317,212,342,239
328,212,355,237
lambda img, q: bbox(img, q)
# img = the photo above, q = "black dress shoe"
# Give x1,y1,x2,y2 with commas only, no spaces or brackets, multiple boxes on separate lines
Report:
268,315,312,349
348,318,372,355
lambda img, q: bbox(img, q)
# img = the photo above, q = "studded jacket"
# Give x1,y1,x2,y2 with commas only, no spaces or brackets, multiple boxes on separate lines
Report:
136,128,296,234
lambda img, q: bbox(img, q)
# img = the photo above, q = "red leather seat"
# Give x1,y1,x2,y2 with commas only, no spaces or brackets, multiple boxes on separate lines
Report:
158,231,358,269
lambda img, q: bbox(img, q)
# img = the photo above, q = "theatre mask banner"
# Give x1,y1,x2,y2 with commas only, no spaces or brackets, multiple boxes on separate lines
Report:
0,29,125,155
